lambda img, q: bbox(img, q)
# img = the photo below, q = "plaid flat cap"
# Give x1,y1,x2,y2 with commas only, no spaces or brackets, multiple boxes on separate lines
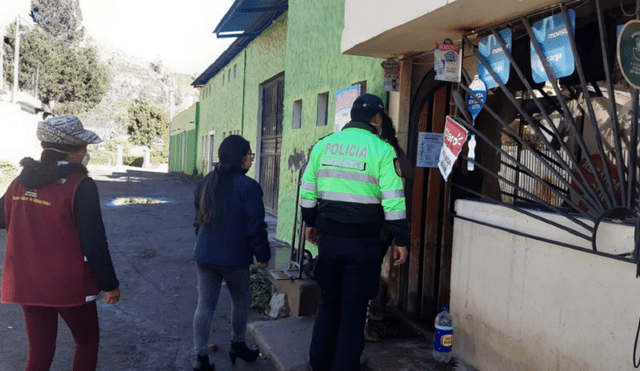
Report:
37,115,102,145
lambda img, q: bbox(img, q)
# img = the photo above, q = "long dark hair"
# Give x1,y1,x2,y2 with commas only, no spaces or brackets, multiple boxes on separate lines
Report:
195,135,251,226
380,113,401,154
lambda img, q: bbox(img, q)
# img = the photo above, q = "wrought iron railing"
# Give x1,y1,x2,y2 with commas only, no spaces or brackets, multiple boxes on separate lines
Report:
451,0,640,268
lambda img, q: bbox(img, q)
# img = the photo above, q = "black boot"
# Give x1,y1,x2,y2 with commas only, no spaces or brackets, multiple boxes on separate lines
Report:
192,354,215,371
228,341,260,365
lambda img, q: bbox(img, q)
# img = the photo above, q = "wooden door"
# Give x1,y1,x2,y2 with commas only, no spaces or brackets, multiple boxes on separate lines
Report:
401,71,454,320
259,75,284,214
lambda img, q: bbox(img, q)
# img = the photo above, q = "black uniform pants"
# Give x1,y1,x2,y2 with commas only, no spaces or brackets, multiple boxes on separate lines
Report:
309,232,383,371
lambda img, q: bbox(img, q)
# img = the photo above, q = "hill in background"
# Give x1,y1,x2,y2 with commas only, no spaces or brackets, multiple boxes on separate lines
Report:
78,37,200,141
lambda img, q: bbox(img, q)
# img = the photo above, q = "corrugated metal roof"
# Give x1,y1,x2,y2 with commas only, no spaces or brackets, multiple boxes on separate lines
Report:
215,0,287,38
192,0,287,86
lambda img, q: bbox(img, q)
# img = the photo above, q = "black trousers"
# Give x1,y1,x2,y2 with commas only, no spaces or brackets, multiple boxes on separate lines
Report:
309,232,383,371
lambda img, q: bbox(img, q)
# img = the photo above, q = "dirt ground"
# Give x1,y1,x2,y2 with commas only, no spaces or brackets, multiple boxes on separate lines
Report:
0,165,277,371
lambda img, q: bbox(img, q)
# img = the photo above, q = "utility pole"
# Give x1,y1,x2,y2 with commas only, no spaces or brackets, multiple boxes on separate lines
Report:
12,16,20,104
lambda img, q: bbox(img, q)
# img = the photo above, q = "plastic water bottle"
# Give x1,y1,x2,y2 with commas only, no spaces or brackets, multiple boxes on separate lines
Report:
467,134,476,172
433,307,453,362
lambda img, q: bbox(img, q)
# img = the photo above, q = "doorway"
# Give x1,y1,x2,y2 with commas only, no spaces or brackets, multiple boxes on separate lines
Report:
258,74,284,214
401,69,454,320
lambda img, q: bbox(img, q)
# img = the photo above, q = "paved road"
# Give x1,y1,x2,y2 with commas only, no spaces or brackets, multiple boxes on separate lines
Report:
0,165,277,371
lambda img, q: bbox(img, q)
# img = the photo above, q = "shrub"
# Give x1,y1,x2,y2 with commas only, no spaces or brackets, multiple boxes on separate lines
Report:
250,264,272,312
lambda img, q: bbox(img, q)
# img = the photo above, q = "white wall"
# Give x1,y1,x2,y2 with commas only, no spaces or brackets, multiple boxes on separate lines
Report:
342,0,560,58
451,200,640,371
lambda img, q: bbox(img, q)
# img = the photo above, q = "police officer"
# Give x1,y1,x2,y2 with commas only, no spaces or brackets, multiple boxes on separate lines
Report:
300,94,409,371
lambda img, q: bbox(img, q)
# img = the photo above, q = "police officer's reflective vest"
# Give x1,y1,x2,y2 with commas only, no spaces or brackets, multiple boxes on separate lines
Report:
299,121,406,226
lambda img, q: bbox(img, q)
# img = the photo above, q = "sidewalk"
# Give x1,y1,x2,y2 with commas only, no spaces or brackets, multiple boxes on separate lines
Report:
248,314,478,371
255,216,479,371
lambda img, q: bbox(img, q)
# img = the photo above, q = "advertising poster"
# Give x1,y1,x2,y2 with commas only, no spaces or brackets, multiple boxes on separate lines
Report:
530,9,576,83
466,75,487,124
438,116,469,180
434,42,462,82
478,28,512,89
334,85,361,132
381,59,400,92
416,132,443,168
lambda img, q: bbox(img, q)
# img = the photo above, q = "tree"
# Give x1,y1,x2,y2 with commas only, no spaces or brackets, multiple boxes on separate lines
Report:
29,0,84,44
2,24,109,113
3,2,109,115
126,98,169,148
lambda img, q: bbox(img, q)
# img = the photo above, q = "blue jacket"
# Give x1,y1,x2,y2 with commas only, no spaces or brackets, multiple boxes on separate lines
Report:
193,172,271,267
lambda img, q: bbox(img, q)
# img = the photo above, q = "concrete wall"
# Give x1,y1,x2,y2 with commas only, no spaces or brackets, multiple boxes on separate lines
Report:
450,199,640,371
169,102,198,174
276,0,386,246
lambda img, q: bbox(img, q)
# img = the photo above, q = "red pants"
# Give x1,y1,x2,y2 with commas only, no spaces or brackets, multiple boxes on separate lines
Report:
21,302,100,371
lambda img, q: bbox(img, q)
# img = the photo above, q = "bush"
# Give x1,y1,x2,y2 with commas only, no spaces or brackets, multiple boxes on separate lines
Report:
250,264,272,312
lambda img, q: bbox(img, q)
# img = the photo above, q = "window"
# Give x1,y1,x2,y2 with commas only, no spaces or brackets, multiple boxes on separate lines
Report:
222,73,225,85
228,69,231,82
356,81,367,94
292,99,302,129
317,92,329,126
234,64,237,79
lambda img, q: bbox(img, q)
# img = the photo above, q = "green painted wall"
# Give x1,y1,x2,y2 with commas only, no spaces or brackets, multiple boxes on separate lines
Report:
169,102,199,174
275,0,386,245
196,13,288,179
242,14,288,180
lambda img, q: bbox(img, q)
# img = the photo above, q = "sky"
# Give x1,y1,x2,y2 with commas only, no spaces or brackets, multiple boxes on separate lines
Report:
80,0,236,76
1,0,237,76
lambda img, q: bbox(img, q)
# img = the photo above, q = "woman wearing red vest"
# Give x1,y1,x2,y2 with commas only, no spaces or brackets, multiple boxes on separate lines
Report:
0,115,120,371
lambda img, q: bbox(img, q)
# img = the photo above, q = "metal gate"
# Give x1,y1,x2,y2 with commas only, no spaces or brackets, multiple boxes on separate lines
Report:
450,0,640,267
259,75,284,214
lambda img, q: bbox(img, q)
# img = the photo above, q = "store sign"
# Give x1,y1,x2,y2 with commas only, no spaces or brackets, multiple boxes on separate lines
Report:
478,28,512,89
434,42,462,82
334,85,361,132
381,59,400,92
438,116,468,180
617,20,640,90
530,9,576,83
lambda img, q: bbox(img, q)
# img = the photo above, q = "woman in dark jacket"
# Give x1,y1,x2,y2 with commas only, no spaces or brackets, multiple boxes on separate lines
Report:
0,115,120,371
191,135,271,371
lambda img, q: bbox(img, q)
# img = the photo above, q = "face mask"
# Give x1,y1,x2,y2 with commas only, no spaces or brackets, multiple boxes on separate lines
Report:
82,153,90,166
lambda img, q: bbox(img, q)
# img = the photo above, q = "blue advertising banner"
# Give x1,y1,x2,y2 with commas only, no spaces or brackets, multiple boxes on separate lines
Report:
467,75,487,123
478,28,512,89
530,9,576,83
